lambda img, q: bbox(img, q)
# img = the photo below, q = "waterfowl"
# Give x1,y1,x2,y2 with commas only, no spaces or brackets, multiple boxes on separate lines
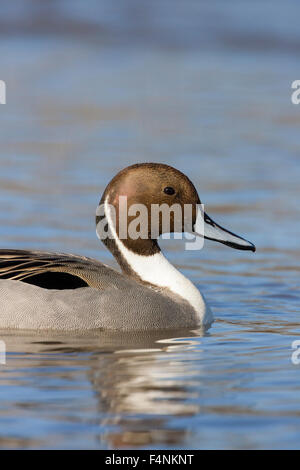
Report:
0,163,255,330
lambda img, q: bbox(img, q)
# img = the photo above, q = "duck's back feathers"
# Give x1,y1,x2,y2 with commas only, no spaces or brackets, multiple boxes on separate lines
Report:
0,249,120,290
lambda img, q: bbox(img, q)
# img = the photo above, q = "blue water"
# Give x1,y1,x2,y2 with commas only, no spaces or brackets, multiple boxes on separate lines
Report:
0,0,299,449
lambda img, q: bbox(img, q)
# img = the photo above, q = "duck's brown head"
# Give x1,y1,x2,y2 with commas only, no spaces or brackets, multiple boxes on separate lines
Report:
96,163,255,261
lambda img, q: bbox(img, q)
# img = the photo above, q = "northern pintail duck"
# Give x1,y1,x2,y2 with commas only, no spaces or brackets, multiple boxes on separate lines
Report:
0,163,255,330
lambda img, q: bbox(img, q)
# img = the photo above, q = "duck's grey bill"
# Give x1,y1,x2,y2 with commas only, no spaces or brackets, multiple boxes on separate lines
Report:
195,211,256,252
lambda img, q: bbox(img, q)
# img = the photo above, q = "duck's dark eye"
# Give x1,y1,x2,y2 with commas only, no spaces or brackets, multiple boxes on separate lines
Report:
164,186,175,195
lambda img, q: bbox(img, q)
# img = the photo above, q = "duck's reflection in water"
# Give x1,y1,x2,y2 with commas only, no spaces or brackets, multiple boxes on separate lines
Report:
88,328,207,448
1,327,209,448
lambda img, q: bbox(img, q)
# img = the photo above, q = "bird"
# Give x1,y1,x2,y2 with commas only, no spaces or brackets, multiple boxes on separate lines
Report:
0,163,255,330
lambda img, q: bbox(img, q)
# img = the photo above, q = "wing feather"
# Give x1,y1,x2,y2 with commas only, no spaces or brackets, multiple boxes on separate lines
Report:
0,249,98,288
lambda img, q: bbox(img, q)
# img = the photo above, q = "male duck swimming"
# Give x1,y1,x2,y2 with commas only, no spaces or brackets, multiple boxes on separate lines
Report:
0,163,255,330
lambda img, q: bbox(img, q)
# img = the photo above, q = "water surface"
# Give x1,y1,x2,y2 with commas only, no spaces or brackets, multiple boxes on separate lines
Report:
0,0,299,449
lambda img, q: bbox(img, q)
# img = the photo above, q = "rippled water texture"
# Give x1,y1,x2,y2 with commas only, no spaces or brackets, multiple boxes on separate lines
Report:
0,0,299,449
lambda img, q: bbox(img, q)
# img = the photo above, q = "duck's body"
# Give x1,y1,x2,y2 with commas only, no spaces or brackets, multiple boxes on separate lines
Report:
0,249,211,330
0,163,255,331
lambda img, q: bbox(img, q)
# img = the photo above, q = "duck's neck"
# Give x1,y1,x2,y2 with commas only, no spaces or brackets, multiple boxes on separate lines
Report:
100,199,206,316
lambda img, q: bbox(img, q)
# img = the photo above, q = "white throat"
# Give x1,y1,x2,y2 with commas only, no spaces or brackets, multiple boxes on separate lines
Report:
104,198,210,322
